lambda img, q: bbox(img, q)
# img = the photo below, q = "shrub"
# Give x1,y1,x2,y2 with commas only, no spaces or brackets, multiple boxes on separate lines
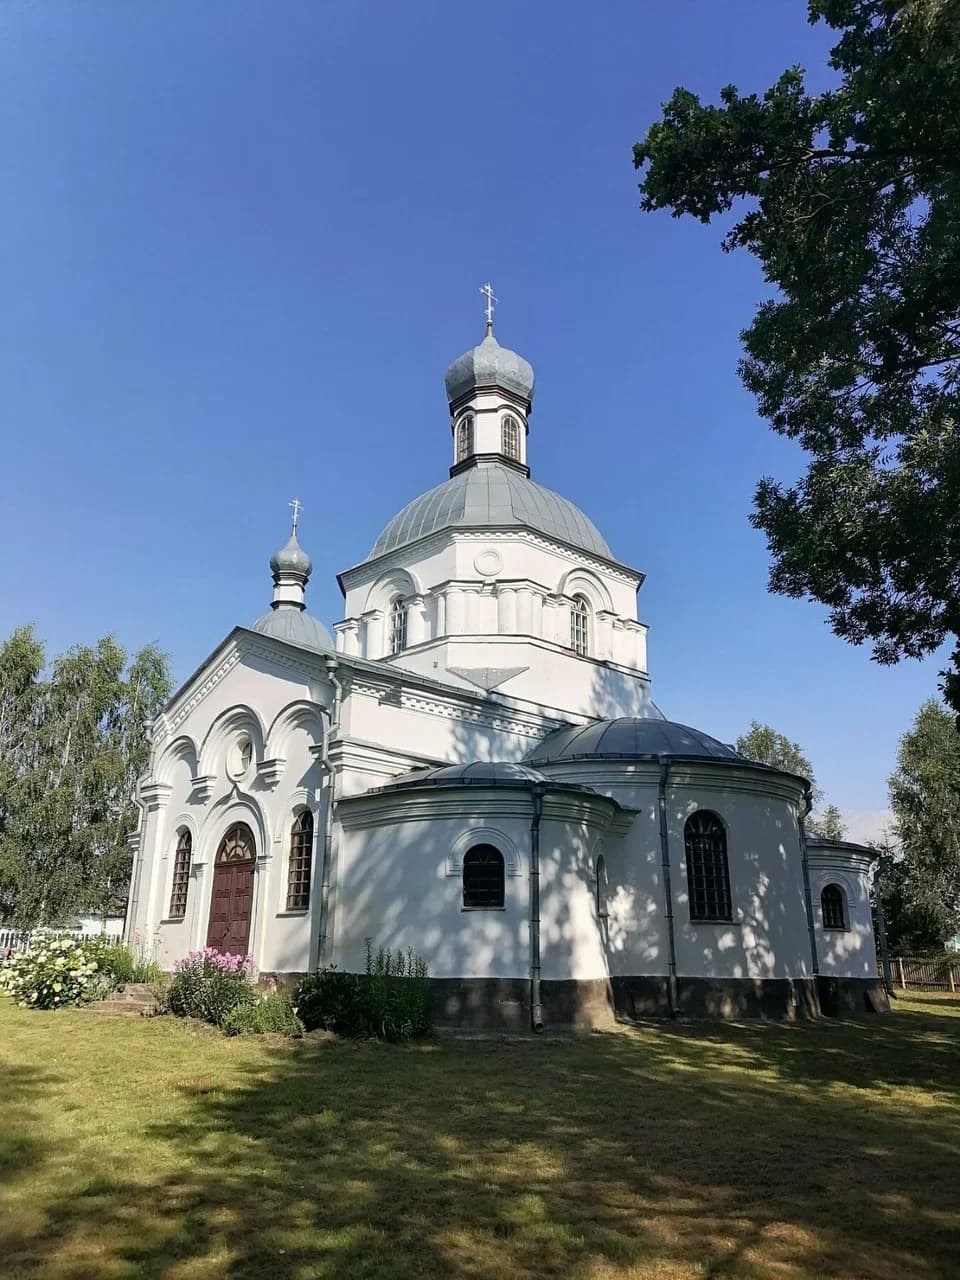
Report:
0,936,110,1009
222,993,304,1037
167,948,255,1027
81,937,165,986
295,941,430,1042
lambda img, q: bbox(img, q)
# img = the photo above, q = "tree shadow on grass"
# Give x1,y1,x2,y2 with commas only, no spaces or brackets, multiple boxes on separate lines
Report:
4,1006,960,1279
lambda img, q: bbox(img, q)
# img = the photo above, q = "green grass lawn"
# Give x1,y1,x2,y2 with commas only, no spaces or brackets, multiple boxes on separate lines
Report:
1,994,959,1280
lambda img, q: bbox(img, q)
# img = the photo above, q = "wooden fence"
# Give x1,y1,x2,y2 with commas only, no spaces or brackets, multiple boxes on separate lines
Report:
0,927,123,954
889,954,960,991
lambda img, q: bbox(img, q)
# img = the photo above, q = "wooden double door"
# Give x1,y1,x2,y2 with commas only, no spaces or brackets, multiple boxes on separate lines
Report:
206,822,256,955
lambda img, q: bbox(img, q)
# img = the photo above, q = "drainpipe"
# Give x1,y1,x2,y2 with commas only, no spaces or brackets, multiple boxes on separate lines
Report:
529,784,545,1032
657,758,679,1017
798,785,820,985
315,656,343,970
124,787,146,947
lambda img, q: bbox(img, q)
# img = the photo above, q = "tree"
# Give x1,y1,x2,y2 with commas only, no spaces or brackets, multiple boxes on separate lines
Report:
736,720,815,782
0,630,172,926
634,1,960,716
736,720,846,836
882,698,960,948
0,626,45,920
808,802,847,841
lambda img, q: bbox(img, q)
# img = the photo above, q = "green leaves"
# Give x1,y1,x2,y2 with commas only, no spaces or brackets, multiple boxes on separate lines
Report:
635,0,960,712
0,629,172,928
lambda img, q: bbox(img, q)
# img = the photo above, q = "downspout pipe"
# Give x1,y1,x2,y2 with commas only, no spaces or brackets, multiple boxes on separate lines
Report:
315,656,343,970
529,784,545,1032
657,757,680,1018
797,784,820,987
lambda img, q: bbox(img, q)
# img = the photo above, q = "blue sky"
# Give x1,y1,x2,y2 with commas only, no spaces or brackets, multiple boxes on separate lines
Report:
0,1,938,835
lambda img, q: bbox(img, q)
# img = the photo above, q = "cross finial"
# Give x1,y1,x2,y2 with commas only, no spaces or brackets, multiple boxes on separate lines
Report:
288,496,303,535
480,282,497,334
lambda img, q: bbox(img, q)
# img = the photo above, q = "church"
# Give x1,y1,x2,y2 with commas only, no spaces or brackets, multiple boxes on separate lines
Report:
126,298,886,1028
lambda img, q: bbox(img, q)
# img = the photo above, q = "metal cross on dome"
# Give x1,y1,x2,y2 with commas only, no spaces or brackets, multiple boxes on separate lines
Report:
289,496,303,534
480,281,497,330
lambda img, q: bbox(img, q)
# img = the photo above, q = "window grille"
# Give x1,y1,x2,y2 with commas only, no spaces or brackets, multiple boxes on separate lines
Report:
286,810,314,911
389,597,407,653
502,415,520,460
463,844,505,909
217,823,256,863
684,811,732,921
570,596,590,655
821,883,847,930
456,415,474,462
169,829,192,919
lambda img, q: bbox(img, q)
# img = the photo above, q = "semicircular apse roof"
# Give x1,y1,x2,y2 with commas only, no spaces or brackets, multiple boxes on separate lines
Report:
368,461,612,560
526,718,746,765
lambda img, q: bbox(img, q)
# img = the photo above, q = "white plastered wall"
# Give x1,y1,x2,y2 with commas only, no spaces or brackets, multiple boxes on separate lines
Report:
808,846,879,978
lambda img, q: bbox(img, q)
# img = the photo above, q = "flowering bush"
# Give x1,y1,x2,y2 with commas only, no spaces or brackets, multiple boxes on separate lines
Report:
0,936,110,1009
166,947,255,1027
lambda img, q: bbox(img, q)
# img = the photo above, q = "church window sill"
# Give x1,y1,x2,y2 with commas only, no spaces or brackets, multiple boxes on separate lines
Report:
461,906,506,913
159,917,186,926
275,909,310,918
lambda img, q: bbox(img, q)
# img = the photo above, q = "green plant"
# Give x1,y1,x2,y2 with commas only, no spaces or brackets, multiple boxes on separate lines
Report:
166,948,255,1027
222,993,304,1038
0,935,110,1008
294,941,430,1042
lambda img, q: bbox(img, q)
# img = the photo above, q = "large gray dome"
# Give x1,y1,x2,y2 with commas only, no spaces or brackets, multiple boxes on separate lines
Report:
445,331,535,405
369,460,611,559
526,718,745,765
249,608,334,653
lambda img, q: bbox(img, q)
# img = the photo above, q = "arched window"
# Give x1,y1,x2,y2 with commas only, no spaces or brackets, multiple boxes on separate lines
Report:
286,810,314,911
684,811,732,922
456,414,474,462
462,844,505,909
821,883,848,931
217,822,256,863
169,829,192,919
389,597,407,654
501,414,520,461
596,854,608,920
570,596,590,656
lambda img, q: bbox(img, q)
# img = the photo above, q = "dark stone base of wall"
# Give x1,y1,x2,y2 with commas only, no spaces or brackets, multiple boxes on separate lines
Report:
429,974,888,1031
260,971,889,1032
817,975,890,1016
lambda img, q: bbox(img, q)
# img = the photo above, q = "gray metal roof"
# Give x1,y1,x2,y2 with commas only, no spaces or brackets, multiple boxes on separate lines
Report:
369,460,612,559
372,759,605,798
269,531,312,578
526,718,746,765
249,607,334,653
444,331,535,405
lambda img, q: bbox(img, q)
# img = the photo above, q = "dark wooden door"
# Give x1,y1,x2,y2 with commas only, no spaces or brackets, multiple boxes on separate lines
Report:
206,822,256,955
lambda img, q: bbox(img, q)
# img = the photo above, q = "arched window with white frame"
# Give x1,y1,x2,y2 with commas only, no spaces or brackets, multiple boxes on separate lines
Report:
501,414,521,461
821,883,848,931
169,829,192,919
389,597,407,654
684,811,732,922
456,414,474,462
286,810,314,911
570,595,590,656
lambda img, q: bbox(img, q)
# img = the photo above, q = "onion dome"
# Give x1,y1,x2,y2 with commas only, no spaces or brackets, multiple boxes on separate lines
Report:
444,330,535,406
269,530,312,580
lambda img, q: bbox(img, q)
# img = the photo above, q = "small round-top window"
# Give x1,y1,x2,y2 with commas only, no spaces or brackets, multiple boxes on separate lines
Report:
228,736,254,780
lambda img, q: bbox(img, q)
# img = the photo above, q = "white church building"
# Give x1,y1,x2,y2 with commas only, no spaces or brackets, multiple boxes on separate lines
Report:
126,307,886,1028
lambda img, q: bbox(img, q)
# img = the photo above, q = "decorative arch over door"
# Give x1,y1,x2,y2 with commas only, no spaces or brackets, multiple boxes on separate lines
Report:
206,822,256,955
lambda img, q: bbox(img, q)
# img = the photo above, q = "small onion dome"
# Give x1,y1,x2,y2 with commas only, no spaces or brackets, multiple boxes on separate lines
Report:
526,718,747,766
444,331,535,406
269,530,312,580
